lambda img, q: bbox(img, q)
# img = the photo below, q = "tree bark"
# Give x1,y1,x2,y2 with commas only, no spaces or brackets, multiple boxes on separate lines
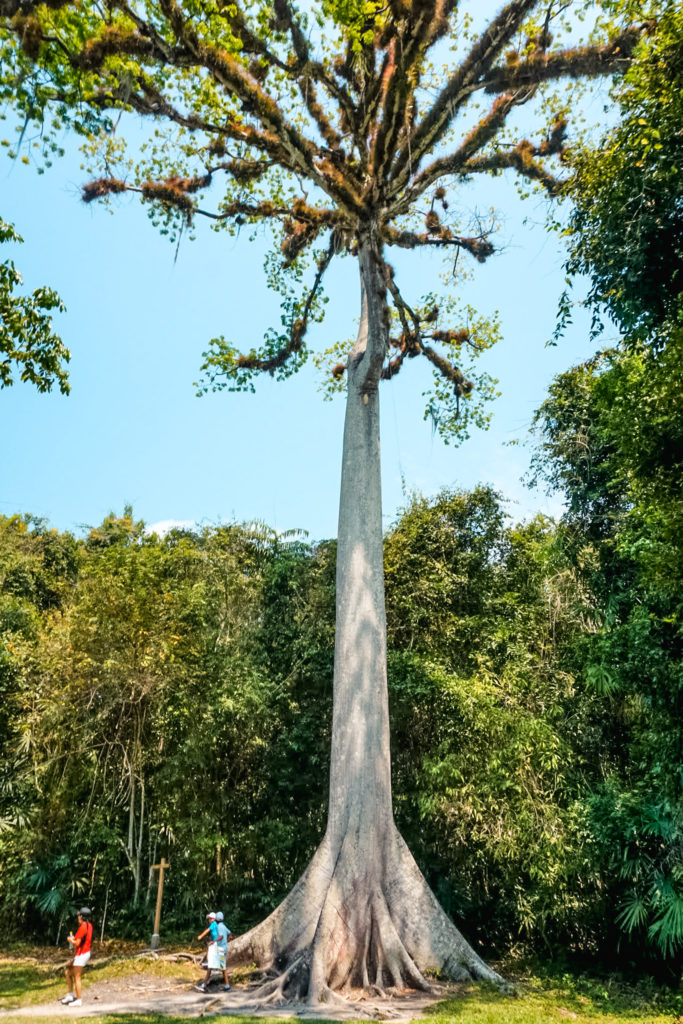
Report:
227,228,504,1002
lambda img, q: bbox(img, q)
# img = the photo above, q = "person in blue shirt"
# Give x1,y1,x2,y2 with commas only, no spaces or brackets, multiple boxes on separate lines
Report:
215,911,232,991
195,912,219,992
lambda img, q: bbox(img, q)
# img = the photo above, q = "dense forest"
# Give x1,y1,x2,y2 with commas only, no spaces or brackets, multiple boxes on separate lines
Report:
1,0,681,986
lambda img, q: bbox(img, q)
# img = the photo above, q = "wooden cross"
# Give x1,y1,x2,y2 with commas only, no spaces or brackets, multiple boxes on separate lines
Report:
150,858,169,949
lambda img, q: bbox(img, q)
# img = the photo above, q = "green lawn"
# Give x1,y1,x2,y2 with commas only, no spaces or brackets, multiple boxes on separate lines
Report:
0,953,680,1024
424,979,682,1024
0,958,65,1011
0,954,197,1011
0,1017,190,1024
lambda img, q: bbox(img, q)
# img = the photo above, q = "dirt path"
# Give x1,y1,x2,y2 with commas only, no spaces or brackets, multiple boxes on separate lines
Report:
0,973,448,1021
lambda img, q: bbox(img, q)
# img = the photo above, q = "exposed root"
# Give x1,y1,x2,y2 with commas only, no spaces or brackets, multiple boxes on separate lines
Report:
251,951,311,1004
311,985,385,1019
317,984,357,1008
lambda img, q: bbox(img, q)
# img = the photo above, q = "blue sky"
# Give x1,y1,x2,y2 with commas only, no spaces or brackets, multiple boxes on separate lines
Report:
0,41,613,542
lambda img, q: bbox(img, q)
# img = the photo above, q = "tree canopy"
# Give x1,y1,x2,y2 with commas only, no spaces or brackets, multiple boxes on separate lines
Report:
560,1,681,347
0,0,646,434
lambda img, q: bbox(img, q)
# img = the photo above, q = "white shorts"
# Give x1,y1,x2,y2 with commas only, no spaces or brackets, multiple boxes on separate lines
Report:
206,943,221,970
73,952,91,967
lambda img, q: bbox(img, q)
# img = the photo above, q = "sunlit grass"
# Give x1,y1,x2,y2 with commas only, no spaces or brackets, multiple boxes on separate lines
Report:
426,985,675,1024
0,953,680,1024
0,1016,193,1024
0,954,197,1011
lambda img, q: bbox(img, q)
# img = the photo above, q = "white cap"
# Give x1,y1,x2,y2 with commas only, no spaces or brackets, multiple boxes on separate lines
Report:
207,912,216,919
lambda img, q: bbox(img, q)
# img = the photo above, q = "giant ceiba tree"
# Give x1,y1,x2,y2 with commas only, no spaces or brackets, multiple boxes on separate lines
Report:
1,0,648,1002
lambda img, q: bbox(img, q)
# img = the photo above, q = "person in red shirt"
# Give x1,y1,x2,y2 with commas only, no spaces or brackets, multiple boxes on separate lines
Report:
60,907,93,1007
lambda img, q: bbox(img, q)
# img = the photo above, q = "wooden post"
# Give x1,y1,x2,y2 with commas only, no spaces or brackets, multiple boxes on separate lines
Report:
150,857,169,950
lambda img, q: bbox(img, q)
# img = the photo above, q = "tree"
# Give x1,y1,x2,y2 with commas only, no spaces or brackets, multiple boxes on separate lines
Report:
0,217,69,392
531,344,683,969
559,1,682,347
539,5,683,965
0,0,648,999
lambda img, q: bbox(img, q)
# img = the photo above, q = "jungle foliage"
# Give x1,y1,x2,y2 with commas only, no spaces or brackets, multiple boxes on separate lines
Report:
531,0,683,974
0,457,680,976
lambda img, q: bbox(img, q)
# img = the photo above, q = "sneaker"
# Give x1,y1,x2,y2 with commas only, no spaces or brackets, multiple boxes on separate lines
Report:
69,999,82,1007
195,984,207,993
60,994,74,1004
223,984,231,991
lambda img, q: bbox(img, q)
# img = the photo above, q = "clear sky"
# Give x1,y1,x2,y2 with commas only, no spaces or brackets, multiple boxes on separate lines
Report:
0,24,613,542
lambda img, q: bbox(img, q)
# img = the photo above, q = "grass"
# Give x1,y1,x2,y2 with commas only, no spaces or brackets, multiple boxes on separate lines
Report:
0,1017,188,1024
0,950,680,1024
0,951,197,1011
424,977,683,1024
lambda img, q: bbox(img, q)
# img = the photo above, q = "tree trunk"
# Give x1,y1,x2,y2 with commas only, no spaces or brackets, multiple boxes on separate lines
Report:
228,228,503,1002
134,776,145,905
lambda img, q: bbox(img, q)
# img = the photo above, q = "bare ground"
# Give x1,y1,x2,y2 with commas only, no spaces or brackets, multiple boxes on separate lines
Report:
0,971,449,1021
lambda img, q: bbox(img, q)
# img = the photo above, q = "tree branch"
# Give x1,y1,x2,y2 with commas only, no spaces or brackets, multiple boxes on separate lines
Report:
196,43,363,215
421,343,470,392
0,0,70,14
229,237,336,374
81,175,339,234
381,270,420,381
383,225,494,261
270,0,345,152
382,265,474,387
389,91,521,211
369,0,441,187
481,26,645,94
463,141,565,195
213,0,291,73
67,0,361,215
391,0,539,190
